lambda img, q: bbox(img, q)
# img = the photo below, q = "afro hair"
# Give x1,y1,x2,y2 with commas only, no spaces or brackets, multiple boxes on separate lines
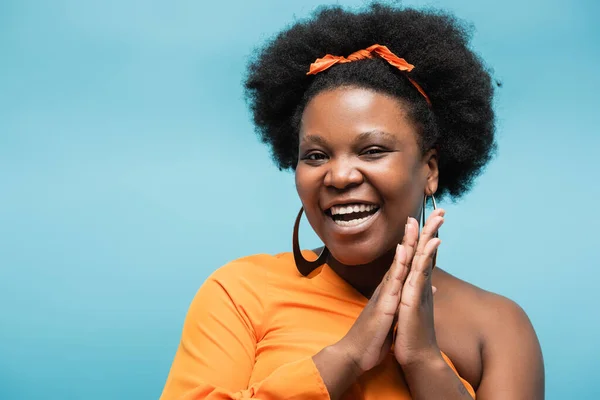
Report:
244,2,497,200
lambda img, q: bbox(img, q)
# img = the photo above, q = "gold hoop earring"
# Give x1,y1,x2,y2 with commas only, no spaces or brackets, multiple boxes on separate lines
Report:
293,207,329,276
421,194,439,268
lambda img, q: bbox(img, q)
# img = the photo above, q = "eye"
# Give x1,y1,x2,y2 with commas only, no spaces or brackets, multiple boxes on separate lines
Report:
301,151,328,163
306,153,326,160
364,149,383,155
360,147,388,158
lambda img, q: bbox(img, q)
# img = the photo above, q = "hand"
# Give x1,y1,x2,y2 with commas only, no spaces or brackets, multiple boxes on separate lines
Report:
314,211,443,399
335,242,411,374
394,209,445,367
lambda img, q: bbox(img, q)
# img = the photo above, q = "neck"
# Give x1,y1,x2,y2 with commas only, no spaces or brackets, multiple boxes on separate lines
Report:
326,248,396,299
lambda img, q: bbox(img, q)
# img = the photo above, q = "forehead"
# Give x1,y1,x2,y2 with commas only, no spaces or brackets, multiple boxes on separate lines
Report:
300,87,418,143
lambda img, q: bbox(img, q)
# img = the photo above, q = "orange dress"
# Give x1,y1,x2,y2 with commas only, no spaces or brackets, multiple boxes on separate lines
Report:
160,251,475,399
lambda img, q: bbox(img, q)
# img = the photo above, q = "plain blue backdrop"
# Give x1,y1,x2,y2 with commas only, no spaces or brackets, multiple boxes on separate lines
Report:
1,0,599,399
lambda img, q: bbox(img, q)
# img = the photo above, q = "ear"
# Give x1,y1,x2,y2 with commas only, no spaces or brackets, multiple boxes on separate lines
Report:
423,148,439,196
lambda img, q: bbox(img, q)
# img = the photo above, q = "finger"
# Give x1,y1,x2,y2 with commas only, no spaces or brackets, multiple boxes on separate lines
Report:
408,216,440,278
401,239,441,308
374,244,407,300
402,220,419,275
386,244,408,297
432,285,437,295
415,207,444,234
418,208,445,244
392,228,415,315
412,212,444,267
388,313,399,343
410,238,442,287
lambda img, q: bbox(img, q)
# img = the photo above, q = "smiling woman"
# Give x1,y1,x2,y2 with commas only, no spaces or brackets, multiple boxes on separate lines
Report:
296,88,430,269
159,2,544,400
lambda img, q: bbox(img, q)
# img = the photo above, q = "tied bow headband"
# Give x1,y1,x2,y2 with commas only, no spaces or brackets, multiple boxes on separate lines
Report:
306,44,431,106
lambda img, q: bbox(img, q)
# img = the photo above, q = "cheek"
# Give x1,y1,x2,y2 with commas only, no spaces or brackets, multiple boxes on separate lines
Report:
371,160,409,190
295,166,320,206
368,161,423,208
295,168,327,237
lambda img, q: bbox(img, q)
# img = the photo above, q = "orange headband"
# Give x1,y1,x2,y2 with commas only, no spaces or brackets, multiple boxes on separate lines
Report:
306,44,431,106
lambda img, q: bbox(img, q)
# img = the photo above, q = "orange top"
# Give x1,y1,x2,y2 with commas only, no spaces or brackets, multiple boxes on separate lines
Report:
160,252,475,399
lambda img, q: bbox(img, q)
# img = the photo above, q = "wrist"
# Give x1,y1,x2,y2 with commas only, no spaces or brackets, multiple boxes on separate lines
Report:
330,340,363,379
313,342,362,400
400,348,446,374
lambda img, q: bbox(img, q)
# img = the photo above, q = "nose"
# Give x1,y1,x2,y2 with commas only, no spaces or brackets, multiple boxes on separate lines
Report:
323,157,364,190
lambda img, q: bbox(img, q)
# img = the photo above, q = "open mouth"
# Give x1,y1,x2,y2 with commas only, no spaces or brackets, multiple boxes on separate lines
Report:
325,203,381,227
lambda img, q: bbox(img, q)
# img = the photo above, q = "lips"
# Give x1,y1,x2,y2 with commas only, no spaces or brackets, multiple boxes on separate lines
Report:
329,203,379,216
324,202,381,231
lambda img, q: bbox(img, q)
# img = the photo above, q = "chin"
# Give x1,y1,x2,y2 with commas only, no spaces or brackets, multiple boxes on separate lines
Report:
327,244,386,266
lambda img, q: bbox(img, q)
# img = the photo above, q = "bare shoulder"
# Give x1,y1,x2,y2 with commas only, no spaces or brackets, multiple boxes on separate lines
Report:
435,268,535,334
434,268,545,399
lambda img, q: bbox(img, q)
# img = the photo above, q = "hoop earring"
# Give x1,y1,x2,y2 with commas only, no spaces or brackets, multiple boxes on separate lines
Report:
293,207,329,276
421,194,439,268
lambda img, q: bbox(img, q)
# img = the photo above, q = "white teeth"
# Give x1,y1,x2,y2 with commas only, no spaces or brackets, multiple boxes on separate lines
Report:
333,215,371,227
330,204,378,215
329,203,380,228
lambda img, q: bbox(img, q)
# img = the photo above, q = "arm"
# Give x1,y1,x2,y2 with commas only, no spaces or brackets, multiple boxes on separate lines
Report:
395,213,476,399
313,242,423,400
402,295,543,400
475,296,545,399
402,353,476,399
312,344,361,400
162,234,439,400
159,261,330,400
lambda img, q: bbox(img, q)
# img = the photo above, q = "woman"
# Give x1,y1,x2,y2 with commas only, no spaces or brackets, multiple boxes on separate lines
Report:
160,3,544,399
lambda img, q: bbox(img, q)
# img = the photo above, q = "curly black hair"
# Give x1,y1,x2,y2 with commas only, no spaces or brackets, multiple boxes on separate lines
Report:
244,2,497,200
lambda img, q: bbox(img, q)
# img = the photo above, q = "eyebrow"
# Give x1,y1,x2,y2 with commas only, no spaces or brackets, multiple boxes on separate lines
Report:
301,134,329,146
300,130,398,146
355,130,398,143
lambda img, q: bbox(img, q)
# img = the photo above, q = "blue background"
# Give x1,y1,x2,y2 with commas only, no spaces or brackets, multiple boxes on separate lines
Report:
1,0,598,399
